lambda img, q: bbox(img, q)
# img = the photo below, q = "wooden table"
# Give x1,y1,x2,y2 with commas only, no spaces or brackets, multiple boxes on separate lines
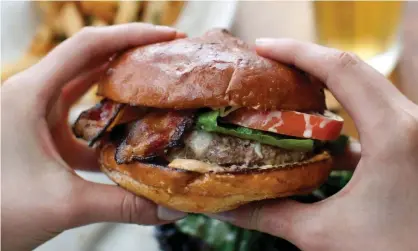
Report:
342,1,418,138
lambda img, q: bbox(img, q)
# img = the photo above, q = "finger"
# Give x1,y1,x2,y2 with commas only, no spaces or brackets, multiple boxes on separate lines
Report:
30,23,179,110
210,200,319,244
176,31,187,39
60,63,107,111
255,38,409,132
333,138,361,170
71,181,187,227
48,64,107,171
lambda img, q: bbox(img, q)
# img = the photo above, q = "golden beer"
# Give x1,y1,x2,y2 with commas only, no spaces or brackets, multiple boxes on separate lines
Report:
314,1,403,72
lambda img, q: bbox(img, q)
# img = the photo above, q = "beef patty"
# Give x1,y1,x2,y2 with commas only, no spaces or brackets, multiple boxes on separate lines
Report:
167,130,312,167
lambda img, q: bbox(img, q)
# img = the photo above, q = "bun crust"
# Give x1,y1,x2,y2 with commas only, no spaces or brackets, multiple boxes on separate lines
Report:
99,142,332,213
98,29,325,111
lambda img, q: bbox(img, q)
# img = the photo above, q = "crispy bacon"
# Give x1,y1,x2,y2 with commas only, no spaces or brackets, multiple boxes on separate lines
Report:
115,110,195,164
107,105,148,130
73,99,123,146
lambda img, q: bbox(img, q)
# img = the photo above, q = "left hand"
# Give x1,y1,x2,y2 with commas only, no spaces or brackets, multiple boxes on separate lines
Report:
1,23,187,251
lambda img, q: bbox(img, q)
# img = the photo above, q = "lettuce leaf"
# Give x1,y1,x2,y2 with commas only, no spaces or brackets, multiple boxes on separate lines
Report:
325,134,349,155
196,110,314,152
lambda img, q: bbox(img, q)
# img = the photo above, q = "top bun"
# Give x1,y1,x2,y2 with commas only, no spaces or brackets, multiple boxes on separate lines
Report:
98,29,325,111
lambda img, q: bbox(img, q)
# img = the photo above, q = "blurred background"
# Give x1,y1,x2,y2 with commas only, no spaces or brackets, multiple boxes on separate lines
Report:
1,1,417,251
2,1,417,140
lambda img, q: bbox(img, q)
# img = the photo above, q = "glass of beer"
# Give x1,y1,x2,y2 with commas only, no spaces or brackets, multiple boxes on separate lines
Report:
314,1,404,76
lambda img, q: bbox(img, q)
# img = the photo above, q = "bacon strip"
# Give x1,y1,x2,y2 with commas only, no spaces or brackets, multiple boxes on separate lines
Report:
115,110,195,164
73,99,123,146
107,105,148,131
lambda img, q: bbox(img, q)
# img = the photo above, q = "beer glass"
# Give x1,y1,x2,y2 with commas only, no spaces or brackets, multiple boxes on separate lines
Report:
314,1,404,76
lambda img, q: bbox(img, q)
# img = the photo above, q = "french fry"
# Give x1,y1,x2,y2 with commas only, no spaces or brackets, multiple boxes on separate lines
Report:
36,2,64,33
91,18,108,27
142,1,165,24
161,1,184,26
114,1,142,24
143,1,184,26
36,2,62,21
51,17,65,37
4,0,186,84
79,1,118,23
60,3,85,37
1,55,40,82
325,90,341,111
29,24,55,56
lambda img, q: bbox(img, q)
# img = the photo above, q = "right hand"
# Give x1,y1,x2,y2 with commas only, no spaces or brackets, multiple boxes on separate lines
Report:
209,38,418,251
1,23,187,251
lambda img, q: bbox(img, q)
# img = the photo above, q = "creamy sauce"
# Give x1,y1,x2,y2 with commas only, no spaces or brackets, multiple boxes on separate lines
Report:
303,113,313,138
187,130,213,157
263,111,284,131
319,119,330,129
168,159,224,173
247,114,262,126
253,142,263,158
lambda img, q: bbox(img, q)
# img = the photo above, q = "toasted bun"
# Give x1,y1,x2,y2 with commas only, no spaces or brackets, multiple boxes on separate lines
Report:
98,29,325,112
99,142,332,213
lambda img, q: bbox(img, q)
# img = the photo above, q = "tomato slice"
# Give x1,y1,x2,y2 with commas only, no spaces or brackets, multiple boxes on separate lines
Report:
224,108,344,141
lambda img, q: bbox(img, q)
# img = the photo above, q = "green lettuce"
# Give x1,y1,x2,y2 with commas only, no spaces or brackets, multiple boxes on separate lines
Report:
325,134,349,155
196,110,315,152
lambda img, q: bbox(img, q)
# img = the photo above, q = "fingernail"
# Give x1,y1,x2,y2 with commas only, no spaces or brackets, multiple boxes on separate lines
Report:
155,25,177,33
157,206,187,221
175,31,187,38
206,211,235,222
255,38,276,46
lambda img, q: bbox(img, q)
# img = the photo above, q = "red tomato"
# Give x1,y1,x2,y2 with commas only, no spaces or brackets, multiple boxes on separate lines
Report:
224,108,344,141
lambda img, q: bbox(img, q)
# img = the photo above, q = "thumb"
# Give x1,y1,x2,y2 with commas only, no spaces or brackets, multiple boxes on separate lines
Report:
71,181,187,227
208,199,321,248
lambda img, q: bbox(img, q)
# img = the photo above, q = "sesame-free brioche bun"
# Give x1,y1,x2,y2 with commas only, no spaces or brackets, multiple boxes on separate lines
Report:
97,29,325,112
99,142,332,213
92,29,333,213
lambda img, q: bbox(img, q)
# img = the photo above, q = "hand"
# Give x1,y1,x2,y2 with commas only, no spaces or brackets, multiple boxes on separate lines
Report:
209,39,418,251
1,23,187,251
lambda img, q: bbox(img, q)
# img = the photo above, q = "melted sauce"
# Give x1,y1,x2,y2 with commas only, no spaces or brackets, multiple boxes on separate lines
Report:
303,113,313,138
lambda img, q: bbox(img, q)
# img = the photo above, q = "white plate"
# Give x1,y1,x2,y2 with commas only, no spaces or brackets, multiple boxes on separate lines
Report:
1,1,237,250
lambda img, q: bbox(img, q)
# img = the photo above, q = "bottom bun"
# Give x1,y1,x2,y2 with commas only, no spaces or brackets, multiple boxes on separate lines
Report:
99,142,332,213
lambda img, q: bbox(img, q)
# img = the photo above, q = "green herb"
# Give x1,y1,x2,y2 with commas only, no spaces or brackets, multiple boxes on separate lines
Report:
325,134,349,156
196,110,315,152
177,215,239,250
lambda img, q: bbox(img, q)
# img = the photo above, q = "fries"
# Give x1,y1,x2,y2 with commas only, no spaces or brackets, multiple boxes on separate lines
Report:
91,18,108,27
1,55,40,82
1,1,185,83
80,1,118,23
60,3,85,37
161,1,185,26
29,24,55,56
114,1,142,24
325,90,341,111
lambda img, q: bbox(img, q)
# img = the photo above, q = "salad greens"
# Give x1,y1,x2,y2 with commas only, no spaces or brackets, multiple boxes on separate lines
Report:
196,110,315,152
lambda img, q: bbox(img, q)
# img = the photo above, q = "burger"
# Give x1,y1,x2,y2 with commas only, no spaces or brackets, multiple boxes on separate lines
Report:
73,29,344,213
